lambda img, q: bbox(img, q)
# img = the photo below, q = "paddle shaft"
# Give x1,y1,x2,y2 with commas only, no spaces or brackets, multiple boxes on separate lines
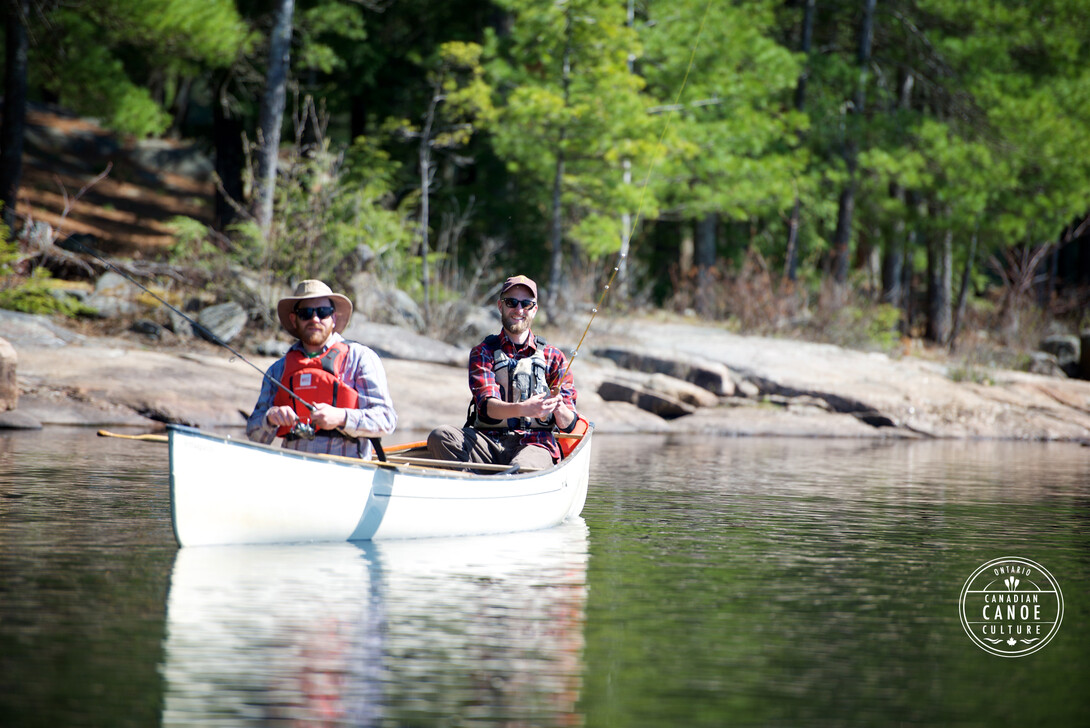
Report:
98,429,167,443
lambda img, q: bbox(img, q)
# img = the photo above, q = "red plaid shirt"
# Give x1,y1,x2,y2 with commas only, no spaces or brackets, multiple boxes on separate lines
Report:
468,329,578,461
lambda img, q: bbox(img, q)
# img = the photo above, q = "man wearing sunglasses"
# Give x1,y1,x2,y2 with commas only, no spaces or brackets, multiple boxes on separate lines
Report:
246,279,397,459
427,274,578,471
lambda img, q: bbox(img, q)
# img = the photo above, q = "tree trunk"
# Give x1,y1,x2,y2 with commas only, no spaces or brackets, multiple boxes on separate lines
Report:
831,0,877,290
546,8,574,311
349,94,367,140
784,0,815,283
253,0,295,236
619,159,632,299
882,72,915,312
418,90,438,324
695,213,717,317
902,226,915,336
167,77,193,138
881,230,903,308
785,195,800,282
1,0,30,232
213,70,245,232
616,0,636,300
927,228,953,344
948,230,977,351
547,143,565,311
831,175,856,286
679,222,694,276
793,0,816,112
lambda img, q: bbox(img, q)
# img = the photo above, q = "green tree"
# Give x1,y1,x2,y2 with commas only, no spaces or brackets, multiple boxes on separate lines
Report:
487,0,655,309
28,0,249,137
636,0,803,313
387,41,494,321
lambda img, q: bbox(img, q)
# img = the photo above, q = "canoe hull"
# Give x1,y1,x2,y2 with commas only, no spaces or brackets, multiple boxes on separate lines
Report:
169,426,592,547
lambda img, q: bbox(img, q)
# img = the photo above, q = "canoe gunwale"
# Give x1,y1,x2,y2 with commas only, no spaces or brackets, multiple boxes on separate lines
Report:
166,424,592,481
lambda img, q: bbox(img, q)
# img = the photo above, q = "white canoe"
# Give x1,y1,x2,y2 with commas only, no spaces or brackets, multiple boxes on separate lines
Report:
168,424,592,547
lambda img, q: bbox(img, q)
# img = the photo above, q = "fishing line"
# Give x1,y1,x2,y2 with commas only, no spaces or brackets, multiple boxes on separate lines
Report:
71,240,318,414
559,0,713,383
75,242,389,459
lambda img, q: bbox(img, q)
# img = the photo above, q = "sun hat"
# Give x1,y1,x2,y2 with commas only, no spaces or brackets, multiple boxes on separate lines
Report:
499,275,538,300
276,279,353,334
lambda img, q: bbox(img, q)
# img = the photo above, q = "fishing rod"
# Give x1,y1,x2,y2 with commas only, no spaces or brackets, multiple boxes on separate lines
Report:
71,240,327,440
558,0,712,386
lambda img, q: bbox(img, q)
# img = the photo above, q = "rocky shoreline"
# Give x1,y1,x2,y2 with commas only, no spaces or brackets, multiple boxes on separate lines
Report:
3,308,1090,444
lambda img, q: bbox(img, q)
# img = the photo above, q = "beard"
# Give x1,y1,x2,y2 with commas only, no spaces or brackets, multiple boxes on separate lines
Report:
501,311,531,337
298,320,334,350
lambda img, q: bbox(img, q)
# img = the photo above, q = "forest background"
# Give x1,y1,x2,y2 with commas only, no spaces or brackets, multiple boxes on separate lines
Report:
2,0,1089,370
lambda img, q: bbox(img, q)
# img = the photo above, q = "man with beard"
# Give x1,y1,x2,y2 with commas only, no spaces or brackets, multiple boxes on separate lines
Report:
247,279,397,459
427,275,579,471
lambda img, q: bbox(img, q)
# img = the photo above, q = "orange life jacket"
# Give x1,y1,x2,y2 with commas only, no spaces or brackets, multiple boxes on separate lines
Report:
273,342,359,437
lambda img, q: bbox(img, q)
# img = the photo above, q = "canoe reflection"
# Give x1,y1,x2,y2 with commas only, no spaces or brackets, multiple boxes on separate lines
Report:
160,520,589,726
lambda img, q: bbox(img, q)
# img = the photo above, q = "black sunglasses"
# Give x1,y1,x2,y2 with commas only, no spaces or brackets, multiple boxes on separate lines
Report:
502,298,537,310
294,305,336,320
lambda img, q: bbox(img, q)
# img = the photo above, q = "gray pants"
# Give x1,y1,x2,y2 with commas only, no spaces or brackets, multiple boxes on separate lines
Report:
427,426,554,472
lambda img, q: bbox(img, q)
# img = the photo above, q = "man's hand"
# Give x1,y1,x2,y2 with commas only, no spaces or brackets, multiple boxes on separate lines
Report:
310,403,348,431
266,403,346,431
520,391,562,419
265,405,300,429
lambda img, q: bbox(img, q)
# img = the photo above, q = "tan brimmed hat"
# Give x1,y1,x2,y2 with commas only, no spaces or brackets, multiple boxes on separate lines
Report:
276,279,353,334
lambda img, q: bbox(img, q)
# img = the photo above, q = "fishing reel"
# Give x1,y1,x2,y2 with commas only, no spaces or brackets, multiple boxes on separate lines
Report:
288,422,317,440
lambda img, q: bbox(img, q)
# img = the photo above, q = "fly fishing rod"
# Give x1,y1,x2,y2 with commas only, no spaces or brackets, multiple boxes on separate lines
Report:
72,240,384,457
558,0,711,385
71,240,314,412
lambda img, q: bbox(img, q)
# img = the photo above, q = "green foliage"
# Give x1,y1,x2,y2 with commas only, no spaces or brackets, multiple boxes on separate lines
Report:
0,213,16,273
813,301,902,353
8,0,1090,350
0,269,97,317
266,134,413,287
27,0,250,137
169,125,414,299
640,0,803,223
297,1,369,74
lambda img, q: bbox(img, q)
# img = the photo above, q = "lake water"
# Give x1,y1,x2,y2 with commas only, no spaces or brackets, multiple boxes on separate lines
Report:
1,428,1088,727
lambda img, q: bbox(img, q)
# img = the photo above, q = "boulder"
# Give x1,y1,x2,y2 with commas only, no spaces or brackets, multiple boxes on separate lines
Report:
196,302,247,344
349,272,424,330
0,409,43,430
597,370,714,419
1040,334,1080,377
0,309,86,347
343,320,466,367
255,339,291,357
1,336,17,411
85,271,141,317
1027,351,1066,378
168,309,195,337
452,304,500,349
593,345,735,396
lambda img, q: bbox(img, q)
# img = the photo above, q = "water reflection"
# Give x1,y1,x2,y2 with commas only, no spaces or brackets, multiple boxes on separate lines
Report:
160,520,589,727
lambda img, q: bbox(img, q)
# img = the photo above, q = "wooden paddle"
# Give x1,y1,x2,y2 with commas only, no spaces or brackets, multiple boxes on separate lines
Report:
97,430,168,443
